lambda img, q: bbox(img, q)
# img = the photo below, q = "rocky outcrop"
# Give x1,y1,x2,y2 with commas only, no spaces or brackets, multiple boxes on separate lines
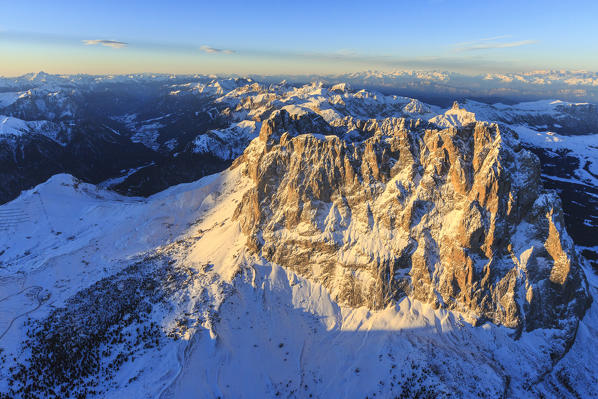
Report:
233,109,590,337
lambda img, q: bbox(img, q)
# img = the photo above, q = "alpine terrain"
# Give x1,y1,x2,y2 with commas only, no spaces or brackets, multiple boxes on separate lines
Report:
0,73,597,398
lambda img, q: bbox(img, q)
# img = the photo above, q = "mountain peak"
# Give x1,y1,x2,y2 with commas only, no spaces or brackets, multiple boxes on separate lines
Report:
234,113,589,337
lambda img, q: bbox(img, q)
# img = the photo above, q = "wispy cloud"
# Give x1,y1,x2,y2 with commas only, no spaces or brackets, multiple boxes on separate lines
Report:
83,39,128,49
454,35,511,47
200,45,234,54
335,49,358,57
454,37,536,52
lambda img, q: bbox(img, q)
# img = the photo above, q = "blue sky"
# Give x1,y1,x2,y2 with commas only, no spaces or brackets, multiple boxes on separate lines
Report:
1,0,597,76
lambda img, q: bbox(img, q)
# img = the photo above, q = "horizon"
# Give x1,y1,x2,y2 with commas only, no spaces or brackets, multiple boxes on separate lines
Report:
3,68,598,79
4,69,598,105
2,0,598,76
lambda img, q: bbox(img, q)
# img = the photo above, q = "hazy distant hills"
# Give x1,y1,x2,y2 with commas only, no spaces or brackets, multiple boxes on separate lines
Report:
253,69,598,104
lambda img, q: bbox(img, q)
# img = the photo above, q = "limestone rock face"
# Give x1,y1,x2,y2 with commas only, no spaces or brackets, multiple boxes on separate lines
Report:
233,109,590,337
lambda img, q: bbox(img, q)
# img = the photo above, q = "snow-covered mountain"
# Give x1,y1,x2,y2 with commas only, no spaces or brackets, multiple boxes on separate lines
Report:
0,149,596,398
1,72,597,204
1,72,597,398
318,70,598,103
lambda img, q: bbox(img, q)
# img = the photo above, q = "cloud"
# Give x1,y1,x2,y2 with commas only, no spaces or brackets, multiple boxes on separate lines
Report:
454,35,511,47
83,39,127,49
200,45,234,54
454,37,536,52
334,49,358,57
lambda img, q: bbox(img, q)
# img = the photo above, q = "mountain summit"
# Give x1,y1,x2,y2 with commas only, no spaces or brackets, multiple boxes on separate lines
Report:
234,110,590,337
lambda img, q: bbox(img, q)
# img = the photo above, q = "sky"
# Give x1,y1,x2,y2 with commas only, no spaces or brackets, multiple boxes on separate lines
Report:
1,0,598,76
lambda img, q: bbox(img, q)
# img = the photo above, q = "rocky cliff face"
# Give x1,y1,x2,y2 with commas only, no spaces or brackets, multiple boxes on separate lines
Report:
233,109,590,336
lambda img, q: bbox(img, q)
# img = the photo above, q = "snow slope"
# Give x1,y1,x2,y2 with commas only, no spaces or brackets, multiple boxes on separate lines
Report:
192,120,261,160
0,92,21,108
0,116,29,137
0,172,243,397
428,101,476,128
1,169,596,398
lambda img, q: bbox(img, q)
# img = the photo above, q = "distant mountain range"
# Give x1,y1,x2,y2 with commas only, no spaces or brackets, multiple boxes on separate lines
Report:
252,69,598,104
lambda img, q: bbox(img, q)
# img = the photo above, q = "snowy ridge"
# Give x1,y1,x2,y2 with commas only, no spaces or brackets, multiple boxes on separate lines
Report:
428,101,477,127
0,116,29,137
192,120,261,160
0,115,64,143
